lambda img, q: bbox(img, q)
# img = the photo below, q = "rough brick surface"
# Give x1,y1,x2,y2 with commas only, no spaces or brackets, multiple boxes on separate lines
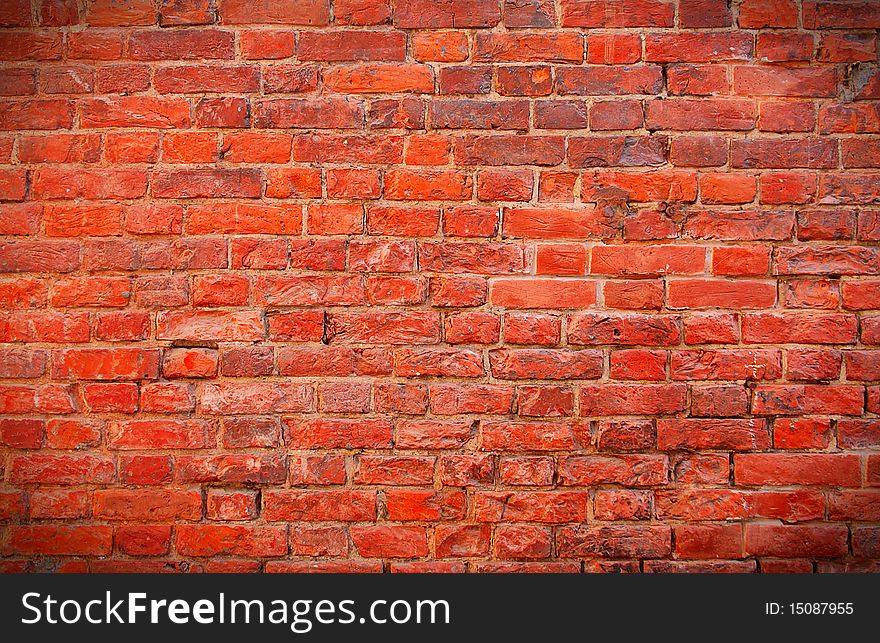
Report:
0,0,878,574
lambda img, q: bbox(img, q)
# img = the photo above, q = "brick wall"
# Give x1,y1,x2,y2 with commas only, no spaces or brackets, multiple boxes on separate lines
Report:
0,0,878,573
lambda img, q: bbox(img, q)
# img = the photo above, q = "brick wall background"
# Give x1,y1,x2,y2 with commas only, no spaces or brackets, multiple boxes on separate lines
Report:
0,0,878,573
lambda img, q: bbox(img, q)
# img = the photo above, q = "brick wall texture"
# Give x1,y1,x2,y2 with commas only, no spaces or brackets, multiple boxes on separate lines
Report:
0,0,879,574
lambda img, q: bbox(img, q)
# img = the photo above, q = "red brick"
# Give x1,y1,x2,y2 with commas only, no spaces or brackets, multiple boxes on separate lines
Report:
561,1,673,27
475,33,582,63
503,206,614,240
658,419,769,451
396,347,483,378
647,98,756,131
499,456,554,486
115,526,171,556
701,174,757,204
386,490,465,521
407,134,451,165
690,384,749,417
7,526,113,556
802,1,880,29
581,384,687,415
107,419,215,450
430,384,512,414
753,384,863,415
372,100,425,130
176,525,287,557
176,454,286,485
774,418,832,450
94,489,201,521
133,381,189,414
594,489,652,520
81,382,138,413
396,420,472,450
712,246,769,276
285,418,392,449
494,525,552,560
10,454,115,485
0,31,62,61
829,491,880,521
219,0,329,24
440,66,492,95
29,490,88,520
739,0,798,27
610,349,667,380
775,246,879,276
756,33,814,62
819,105,880,135
1,77,45,106
288,525,347,557
536,101,588,129
351,526,428,558
265,490,376,522
742,312,858,344
569,313,681,346
394,0,499,27
504,312,561,345
676,524,743,560
735,66,837,98
430,275,488,307
489,349,603,380
838,419,880,449
355,455,434,485
557,65,663,96
299,31,404,61
586,34,641,64
759,101,815,133
668,279,776,309
481,420,587,452
105,133,159,163
475,491,588,523
435,525,490,558
745,524,848,558
413,31,468,62
80,96,189,128
517,385,574,417
201,382,311,415
324,63,433,94
491,278,596,309
423,242,529,274
456,135,564,166
603,280,664,310
53,348,158,381
557,525,671,558
672,453,728,484
646,32,752,62
735,454,861,486
1,4,877,574
670,136,727,167
0,418,43,449
842,280,880,310
157,310,264,342
239,30,295,59
680,0,731,27
787,348,842,381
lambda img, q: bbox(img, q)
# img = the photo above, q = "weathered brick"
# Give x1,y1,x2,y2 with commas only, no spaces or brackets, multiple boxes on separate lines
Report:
1,1,877,574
